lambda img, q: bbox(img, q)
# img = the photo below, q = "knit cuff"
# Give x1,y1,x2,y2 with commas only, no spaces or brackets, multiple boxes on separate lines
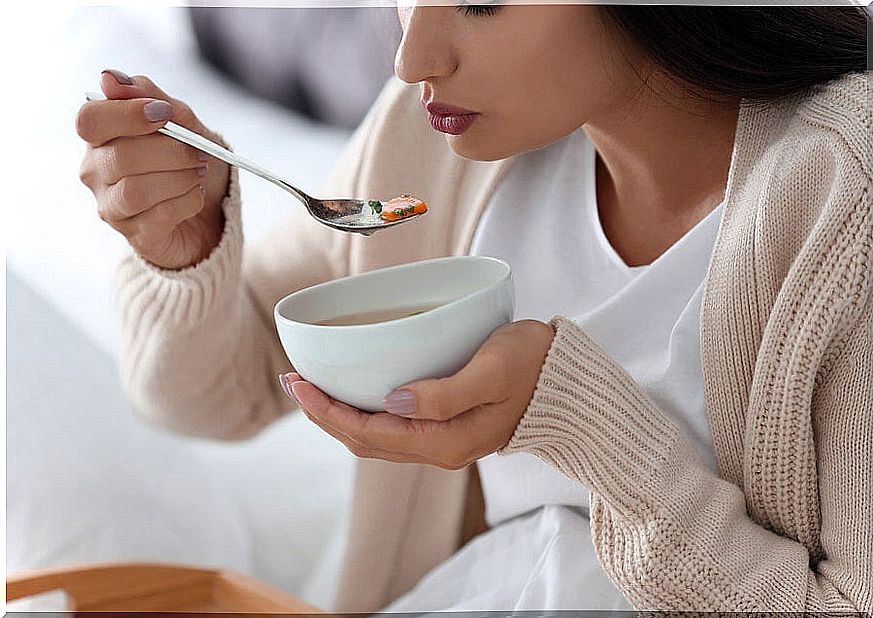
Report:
112,164,244,327
502,315,689,518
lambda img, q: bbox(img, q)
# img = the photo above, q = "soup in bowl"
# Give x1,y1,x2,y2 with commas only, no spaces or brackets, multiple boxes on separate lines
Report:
274,256,514,412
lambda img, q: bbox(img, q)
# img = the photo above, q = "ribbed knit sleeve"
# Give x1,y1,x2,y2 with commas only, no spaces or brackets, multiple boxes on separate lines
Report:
504,316,690,517
503,310,871,611
110,84,399,441
500,72,872,612
112,165,293,439
115,166,244,328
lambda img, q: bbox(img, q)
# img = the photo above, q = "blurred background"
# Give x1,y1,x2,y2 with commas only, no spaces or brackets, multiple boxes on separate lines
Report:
5,5,401,610
4,0,870,611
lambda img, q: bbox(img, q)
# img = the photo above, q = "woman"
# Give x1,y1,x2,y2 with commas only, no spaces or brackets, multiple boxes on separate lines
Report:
76,5,870,613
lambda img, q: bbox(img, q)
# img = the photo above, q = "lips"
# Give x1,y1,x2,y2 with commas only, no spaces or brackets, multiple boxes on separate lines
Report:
425,101,479,136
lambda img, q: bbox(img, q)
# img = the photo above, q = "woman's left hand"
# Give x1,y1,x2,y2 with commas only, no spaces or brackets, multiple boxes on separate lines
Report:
280,319,555,470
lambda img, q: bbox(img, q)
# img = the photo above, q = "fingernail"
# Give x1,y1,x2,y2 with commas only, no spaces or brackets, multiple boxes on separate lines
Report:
278,373,298,403
291,382,311,408
383,389,415,415
197,151,209,162
143,100,172,122
102,68,134,85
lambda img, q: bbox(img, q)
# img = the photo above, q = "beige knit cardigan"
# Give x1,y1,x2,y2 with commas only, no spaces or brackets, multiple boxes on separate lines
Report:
113,72,871,612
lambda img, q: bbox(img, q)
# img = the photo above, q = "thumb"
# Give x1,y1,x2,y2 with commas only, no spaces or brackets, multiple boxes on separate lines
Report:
100,69,202,130
383,346,507,421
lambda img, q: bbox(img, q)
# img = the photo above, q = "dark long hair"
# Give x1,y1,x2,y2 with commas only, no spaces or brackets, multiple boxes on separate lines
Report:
601,6,869,104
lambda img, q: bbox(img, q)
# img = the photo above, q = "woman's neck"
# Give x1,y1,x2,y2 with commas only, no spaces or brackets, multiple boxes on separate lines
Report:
583,77,741,266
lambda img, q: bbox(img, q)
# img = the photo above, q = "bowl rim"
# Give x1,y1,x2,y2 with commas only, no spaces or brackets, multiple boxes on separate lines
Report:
274,255,512,331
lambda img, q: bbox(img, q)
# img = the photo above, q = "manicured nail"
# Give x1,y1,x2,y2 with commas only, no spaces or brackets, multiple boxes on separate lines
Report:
278,373,298,403
102,68,134,85
290,382,311,407
383,389,415,416
143,100,172,122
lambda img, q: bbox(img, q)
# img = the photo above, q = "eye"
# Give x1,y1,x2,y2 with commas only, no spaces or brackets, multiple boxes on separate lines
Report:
456,1,501,17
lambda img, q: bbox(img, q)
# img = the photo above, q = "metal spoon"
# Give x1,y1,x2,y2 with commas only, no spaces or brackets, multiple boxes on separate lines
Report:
85,92,425,236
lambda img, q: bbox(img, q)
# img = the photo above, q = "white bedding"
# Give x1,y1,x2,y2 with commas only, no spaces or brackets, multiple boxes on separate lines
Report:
6,6,356,610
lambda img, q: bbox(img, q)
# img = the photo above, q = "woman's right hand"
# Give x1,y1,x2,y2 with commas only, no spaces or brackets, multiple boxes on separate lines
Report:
76,70,230,270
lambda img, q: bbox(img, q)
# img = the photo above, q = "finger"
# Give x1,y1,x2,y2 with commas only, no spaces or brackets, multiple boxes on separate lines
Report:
314,402,477,470
100,70,202,130
113,184,205,251
101,69,169,101
287,380,419,461
385,344,509,421
102,168,207,221
94,134,209,184
301,409,427,465
293,380,467,464
278,372,303,403
76,98,174,147
290,381,371,429
291,380,410,444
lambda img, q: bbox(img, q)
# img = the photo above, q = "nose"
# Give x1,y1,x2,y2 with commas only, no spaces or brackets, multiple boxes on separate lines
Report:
394,6,458,85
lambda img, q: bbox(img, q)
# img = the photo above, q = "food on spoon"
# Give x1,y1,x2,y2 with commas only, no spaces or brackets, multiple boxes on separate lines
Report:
376,195,428,222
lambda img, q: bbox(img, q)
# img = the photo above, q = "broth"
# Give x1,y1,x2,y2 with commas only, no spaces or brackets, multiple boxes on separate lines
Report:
315,303,442,326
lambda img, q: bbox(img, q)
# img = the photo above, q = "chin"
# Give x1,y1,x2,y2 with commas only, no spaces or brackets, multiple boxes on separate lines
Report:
444,134,517,162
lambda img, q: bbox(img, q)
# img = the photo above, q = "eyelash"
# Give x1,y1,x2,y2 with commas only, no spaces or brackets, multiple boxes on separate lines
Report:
457,3,500,17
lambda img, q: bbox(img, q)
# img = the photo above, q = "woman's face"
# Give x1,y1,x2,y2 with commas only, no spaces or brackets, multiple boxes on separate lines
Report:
395,2,647,161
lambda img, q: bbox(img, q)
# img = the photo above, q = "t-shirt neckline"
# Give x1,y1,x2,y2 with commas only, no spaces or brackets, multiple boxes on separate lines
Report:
584,137,724,275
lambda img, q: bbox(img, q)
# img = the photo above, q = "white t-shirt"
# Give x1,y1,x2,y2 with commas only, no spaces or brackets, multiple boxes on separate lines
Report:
383,128,723,613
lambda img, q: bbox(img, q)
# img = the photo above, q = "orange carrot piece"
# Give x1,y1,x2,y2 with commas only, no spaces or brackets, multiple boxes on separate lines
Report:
380,195,428,222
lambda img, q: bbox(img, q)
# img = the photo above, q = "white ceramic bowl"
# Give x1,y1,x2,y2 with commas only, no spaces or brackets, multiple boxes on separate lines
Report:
274,256,514,412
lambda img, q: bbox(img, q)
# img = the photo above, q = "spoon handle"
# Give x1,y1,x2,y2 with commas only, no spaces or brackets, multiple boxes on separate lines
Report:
84,92,311,206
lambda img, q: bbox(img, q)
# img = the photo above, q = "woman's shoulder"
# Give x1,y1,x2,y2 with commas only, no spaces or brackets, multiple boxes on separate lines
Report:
742,72,870,218
741,72,871,319
800,71,869,128
793,71,870,174
753,72,870,182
